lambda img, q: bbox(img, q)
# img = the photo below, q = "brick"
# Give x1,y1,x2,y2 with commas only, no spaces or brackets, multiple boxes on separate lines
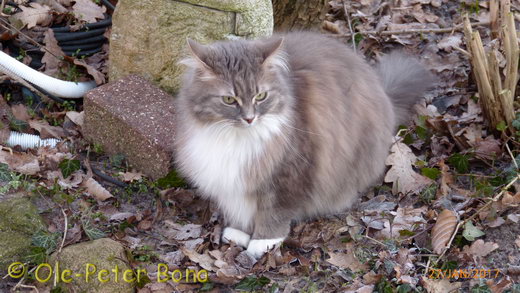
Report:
83,75,176,179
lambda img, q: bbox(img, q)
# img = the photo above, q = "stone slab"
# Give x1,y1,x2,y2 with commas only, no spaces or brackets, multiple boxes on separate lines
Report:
109,0,273,93
83,75,176,179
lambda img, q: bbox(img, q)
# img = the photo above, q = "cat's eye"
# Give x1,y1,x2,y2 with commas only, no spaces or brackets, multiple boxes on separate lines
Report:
222,96,236,104
254,92,268,101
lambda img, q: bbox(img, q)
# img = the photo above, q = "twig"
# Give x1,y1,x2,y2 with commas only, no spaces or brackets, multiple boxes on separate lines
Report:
505,142,518,170
363,235,387,247
334,21,490,38
58,208,68,253
342,0,356,52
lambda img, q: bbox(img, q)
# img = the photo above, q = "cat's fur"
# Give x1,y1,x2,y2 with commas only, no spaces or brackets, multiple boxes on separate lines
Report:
173,32,434,258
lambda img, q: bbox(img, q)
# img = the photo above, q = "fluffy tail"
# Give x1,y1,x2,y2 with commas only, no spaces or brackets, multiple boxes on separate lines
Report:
376,51,435,126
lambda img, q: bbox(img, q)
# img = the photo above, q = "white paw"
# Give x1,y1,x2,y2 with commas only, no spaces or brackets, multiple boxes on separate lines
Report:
222,227,250,248
246,238,284,259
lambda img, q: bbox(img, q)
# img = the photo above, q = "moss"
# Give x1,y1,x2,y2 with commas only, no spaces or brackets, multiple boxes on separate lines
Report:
0,197,45,271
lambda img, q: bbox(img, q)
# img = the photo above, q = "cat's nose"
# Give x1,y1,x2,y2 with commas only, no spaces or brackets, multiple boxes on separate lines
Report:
243,117,255,124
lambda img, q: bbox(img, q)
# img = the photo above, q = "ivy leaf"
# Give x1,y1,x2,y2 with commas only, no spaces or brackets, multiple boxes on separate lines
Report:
59,159,80,178
496,121,507,132
462,221,485,241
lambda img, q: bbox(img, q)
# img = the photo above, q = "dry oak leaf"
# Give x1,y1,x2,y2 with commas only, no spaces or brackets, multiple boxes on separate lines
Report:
384,140,433,194
65,111,84,127
73,58,106,85
379,206,427,238
461,239,499,260
28,119,66,139
11,2,52,28
72,0,105,23
431,209,458,254
516,236,520,249
42,29,65,77
83,177,113,201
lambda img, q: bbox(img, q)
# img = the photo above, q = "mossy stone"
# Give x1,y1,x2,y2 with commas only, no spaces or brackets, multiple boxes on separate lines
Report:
0,196,46,272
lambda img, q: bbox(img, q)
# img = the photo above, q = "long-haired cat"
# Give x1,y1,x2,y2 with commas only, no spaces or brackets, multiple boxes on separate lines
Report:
173,32,434,258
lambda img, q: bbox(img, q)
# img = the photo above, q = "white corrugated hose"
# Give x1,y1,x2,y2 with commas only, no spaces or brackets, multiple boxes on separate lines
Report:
6,131,60,150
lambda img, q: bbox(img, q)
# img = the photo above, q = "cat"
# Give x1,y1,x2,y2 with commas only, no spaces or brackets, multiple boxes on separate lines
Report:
173,31,434,258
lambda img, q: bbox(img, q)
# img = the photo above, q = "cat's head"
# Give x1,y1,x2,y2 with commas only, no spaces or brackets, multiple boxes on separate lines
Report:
178,37,293,127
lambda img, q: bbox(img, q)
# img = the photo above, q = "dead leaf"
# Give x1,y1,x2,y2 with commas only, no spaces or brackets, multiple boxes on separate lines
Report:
181,248,218,272
73,58,106,84
11,104,31,121
83,177,113,201
0,149,40,175
11,2,52,28
385,140,433,194
42,29,65,77
66,111,84,127
431,209,458,254
326,243,368,271
380,207,427,238
72,0,106,23
516,236,520,249
461,239,499,259
164,221,202,241
28,119,66,139
119,171,143,182
420,276,462,293
437,34,463,52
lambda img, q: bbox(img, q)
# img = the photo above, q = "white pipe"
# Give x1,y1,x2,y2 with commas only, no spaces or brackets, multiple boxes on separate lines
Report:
0,51,96,98
6,131,60,150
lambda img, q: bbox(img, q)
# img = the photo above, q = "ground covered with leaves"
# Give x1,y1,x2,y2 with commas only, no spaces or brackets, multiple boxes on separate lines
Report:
0,0,519,292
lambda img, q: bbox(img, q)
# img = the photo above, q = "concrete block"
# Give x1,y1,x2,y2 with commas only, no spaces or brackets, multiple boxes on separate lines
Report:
83,75,176,179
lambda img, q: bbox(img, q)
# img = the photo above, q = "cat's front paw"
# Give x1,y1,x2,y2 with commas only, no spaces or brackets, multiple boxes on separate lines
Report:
246,238,285,259
222,227,250,248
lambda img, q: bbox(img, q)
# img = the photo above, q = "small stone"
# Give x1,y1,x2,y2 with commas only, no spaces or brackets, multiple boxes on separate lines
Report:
49,238,134,293
83,75,176,179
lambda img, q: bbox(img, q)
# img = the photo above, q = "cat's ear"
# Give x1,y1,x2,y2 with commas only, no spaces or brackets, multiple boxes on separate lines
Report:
179,38,217,80
260,37,288,71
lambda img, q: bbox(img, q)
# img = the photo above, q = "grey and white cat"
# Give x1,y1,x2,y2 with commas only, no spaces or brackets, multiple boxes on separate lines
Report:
173,32,434,258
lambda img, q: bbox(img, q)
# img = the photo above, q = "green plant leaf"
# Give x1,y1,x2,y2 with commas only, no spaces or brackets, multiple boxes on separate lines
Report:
421,167,440,180
156,170,187,189
59,159,80,178
496,121,507,132
235,276,271,291
448,153,470,173
462,221,485,241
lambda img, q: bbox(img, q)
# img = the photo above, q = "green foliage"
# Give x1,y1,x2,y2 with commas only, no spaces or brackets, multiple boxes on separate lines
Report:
110,153,126,169
9,117,29,132
397,283,413,293
235,276,271,291
448,153,470,173
399,229,415,237
199,282,214,291
462,221,485,241
420,183,437,203
23,246,47,265
156,170,187,189
421,167,440,180
82,219,106,240
440,260,458,271
471,280,491,293
59,159,80,178
32,230,60,254
496,121,507,132
375,279,394,293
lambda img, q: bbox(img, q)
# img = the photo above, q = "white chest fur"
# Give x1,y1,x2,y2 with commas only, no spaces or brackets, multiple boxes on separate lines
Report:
177,115,286,229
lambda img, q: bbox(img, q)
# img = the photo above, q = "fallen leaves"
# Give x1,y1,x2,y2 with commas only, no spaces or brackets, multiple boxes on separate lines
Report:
11,2,52,28
461,239,499,260
0,149,40,175
385,140,433,194
83,177,113,201
72,0,106,23
431,209,458,254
